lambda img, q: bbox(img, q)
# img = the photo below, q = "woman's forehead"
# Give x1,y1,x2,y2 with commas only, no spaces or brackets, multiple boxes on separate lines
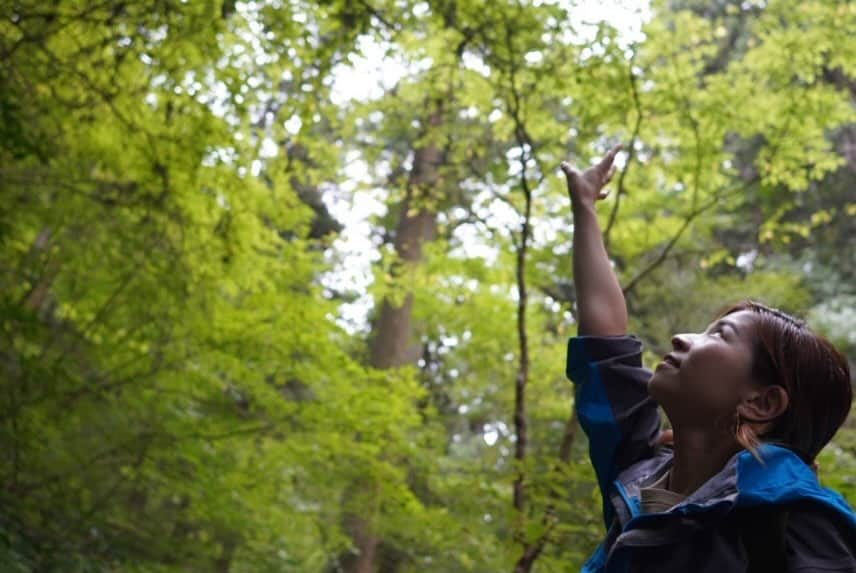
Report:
708,308,757,332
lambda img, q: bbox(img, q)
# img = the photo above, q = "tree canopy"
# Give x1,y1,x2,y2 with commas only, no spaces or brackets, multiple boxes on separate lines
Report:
1,0,854,571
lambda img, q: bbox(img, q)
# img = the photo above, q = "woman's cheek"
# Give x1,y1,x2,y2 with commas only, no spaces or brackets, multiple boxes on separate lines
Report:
687,352,747,409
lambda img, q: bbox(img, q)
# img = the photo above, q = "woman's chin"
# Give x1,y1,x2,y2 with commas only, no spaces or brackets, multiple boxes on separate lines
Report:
647,371,677,404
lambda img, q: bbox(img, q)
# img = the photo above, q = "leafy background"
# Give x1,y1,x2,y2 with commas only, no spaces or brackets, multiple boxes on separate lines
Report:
0,0,854,571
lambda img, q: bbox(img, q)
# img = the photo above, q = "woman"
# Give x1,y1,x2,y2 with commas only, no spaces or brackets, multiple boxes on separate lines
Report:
561,145,856,572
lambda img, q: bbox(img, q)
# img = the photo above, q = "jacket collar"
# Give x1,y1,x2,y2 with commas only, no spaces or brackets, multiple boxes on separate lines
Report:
602,444,856,570
610,443,856,532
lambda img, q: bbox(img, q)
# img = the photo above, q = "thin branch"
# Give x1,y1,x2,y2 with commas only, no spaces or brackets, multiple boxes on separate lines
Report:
512,398,580,573
499,8,532,533
621,176,759,295
603,49,643,247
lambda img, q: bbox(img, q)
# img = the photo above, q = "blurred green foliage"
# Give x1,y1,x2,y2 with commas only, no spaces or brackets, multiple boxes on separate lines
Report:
0,0,853,571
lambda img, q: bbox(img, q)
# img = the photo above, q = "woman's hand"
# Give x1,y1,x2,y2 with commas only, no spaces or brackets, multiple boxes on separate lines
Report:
563,142,628,337
560,144,622,208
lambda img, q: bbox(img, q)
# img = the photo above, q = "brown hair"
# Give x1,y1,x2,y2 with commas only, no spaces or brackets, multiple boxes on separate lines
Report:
721,300,852,463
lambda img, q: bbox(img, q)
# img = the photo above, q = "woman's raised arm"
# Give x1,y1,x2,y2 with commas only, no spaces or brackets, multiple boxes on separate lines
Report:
561,146,662,531
561,145,626,336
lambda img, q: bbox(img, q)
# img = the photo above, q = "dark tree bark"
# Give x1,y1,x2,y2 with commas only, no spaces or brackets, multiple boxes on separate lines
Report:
369,128,442,368
340,107,443,573
286,143,344,240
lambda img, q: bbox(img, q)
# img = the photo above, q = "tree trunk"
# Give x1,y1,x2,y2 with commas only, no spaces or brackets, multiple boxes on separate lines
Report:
342,108,443,573
340,513,380,573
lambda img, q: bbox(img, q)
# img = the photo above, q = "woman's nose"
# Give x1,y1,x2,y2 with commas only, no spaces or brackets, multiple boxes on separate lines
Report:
671,334,691,351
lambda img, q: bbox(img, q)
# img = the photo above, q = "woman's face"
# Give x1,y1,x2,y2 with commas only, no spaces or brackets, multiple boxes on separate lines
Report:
648,310,758,428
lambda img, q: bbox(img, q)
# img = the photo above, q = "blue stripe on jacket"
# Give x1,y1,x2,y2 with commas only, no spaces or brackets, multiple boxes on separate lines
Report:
566,335,660,529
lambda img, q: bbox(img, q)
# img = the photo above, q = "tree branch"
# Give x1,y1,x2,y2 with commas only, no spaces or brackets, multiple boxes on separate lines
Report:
501,13,533,527
603,49,643,247
621,176,758,295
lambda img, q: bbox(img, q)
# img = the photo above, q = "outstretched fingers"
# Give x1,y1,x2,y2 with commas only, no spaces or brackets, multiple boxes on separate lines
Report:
597,144,622,174
560,143,623,204
560,160,577,177
603,165,617,185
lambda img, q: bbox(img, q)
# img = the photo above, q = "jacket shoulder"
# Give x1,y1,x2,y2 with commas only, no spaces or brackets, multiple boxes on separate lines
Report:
785,499,856,572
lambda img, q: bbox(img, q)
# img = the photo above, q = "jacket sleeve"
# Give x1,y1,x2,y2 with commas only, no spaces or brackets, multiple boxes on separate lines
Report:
566,335,661,528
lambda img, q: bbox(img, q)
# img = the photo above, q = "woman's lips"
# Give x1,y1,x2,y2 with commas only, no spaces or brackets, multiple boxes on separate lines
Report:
660,353,681,369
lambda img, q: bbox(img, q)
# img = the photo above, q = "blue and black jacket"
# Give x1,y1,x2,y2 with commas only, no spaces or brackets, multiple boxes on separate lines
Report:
567,335,856,572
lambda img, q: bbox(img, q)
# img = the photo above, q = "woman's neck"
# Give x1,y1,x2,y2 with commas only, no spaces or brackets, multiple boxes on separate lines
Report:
668,426,740,496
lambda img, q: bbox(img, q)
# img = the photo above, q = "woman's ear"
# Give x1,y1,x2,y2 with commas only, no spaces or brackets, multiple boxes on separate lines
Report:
737,385,790,424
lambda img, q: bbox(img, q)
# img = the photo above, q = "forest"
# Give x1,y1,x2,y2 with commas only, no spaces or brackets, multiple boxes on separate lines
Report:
1,0,854,571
